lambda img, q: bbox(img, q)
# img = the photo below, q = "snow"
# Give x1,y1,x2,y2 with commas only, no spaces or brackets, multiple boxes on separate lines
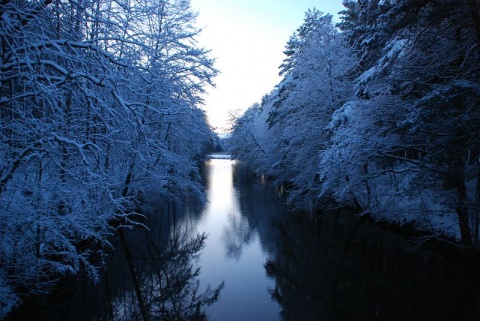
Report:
358,167,462,240
328,102,354,129
228,7,479,246
357,38,408,85
0,0,217,317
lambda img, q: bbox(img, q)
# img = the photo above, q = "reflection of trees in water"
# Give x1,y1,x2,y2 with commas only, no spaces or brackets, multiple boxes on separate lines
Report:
222,211,255,261
223,171,287,263
109,201,224,321
219,168,479,320
264,211,480,321
6,198,223,321
224,167,480,320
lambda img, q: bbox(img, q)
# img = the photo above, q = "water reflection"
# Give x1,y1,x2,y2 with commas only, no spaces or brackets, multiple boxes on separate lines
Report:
8,159,480,321
261,211,480,321
111,225,224,321
6,199,223,321
230,166,480,321
193,159,282,321
222,213,255,261
231,171,286,259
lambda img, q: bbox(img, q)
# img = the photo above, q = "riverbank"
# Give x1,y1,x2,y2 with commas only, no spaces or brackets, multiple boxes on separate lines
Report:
244,167,480,252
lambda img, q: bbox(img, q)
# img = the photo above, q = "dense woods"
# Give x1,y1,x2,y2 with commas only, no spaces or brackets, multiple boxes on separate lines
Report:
229,0,480,247
0,0,216,315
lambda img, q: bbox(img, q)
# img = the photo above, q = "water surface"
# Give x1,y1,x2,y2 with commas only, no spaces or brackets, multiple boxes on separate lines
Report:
190,158,282,321
6,157,480,321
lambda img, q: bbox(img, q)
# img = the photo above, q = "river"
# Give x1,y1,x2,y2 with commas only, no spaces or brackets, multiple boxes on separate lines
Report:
6,156,480,320
190,157,282,320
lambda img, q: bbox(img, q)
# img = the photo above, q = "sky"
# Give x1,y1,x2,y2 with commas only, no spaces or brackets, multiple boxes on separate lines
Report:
189,0,346,133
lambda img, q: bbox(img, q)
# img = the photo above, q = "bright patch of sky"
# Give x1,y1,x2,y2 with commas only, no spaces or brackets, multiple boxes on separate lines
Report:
189,0,345,133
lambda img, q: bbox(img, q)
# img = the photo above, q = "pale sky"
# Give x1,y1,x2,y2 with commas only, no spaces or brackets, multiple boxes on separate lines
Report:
189,0,346,133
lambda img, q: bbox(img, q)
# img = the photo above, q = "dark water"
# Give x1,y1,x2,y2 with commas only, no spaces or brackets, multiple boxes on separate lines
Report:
7,158,480,320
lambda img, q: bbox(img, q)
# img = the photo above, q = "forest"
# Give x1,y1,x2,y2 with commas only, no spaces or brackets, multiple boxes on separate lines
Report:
229,0,480,248
0,0,218,315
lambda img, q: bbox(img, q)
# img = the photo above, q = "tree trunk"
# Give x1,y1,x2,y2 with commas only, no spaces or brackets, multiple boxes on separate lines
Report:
474,161,480,245
118,229,150,321
455,175,473,247
122,162,135,197
468,0,480,48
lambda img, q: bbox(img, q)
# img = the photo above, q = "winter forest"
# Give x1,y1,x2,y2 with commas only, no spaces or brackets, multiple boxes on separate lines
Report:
229,1,480,247
2,0,480,318
0,0,218,314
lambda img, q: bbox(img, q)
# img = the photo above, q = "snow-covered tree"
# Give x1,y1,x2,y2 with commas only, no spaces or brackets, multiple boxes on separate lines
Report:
322,0,480,245
338,0,393,73
0,0,216,312
266,12,356,209
231,0,480,247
